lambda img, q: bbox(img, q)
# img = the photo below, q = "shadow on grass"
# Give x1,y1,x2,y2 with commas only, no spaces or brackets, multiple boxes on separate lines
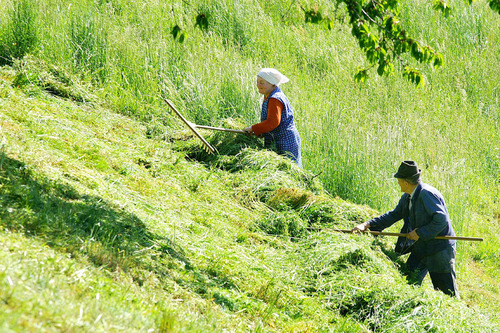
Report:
0,153,241,309
372,238,419,282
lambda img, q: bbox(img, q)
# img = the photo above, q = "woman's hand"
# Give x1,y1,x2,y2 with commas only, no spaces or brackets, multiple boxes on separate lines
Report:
243,126,254,136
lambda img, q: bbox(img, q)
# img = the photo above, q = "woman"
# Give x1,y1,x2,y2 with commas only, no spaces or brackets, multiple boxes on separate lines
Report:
243,68,302,167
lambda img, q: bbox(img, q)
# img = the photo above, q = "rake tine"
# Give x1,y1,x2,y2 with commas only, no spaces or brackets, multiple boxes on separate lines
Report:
163,98,216,154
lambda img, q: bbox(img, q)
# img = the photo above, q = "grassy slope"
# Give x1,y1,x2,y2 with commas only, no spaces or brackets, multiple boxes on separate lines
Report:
1,0,499,331
1,65,499,332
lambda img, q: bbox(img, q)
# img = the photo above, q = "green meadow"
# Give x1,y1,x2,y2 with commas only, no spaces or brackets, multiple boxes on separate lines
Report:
1,0,499,331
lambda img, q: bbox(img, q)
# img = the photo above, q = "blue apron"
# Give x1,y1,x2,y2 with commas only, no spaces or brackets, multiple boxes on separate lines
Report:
261,87,302,167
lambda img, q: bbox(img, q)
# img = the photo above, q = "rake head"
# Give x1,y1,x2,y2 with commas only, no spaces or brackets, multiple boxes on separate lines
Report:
163,98,216,154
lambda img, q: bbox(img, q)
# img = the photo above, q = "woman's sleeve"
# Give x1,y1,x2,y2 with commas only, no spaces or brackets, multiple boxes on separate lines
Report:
252,98,283,135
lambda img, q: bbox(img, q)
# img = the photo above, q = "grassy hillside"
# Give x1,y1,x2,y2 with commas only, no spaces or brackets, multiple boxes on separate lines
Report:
1,0,499,331
1,65,498,332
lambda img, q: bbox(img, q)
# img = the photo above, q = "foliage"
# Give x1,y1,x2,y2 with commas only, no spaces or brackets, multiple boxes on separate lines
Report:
324,0,499,86
171,24,188,43
490,0,500,12
332,0,445,86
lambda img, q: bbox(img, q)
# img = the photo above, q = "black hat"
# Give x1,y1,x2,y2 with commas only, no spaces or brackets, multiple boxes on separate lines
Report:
394,160,421,179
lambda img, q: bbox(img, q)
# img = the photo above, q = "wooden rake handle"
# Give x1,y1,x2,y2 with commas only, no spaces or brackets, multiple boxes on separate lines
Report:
330,229,484,242
193,124,246,134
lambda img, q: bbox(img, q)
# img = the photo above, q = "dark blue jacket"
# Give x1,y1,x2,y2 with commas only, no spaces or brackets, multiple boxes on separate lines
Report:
368,182,456,257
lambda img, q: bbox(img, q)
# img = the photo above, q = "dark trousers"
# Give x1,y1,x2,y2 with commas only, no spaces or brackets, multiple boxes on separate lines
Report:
405,247,459,298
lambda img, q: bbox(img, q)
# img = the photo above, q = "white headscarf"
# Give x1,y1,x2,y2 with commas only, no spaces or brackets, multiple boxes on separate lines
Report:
257,68,289,86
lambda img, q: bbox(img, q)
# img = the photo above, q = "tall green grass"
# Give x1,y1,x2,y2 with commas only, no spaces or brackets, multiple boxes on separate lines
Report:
70,10,107,81
0,0,39,65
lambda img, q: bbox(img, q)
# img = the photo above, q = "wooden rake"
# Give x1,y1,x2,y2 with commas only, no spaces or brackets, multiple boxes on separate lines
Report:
329,228,483,242
164,98,246,154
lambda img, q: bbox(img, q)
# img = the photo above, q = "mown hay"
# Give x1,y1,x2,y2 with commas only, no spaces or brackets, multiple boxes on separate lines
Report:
267,188,316,211
255,211,307,239
12,55,96,102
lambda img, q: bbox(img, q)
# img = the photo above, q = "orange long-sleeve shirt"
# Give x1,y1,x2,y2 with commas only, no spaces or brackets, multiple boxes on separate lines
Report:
251,97,283,136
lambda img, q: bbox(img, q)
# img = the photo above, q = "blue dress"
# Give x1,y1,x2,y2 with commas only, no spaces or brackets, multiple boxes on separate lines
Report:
260,87,302,167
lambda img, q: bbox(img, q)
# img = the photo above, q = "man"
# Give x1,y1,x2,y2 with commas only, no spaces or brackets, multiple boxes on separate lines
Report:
352,160,459,297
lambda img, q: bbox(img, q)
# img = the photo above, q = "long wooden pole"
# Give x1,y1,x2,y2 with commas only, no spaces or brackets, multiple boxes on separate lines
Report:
193,124,246,134
328,228,483,242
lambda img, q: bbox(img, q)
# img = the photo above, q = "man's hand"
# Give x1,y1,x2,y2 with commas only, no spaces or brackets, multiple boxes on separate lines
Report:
352,222,369,233
407,229,420,241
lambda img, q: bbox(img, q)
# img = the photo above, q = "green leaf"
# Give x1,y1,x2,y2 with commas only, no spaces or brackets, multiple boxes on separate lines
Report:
178,32,187,43
171,25,187,43
171,25,181,39
387,62,394,75
433,53,444,69
351,25,361,39
489,0,500,13
377,63,385,76
304,9,323,24
195,13,209,31
386,0,400,11
378,47,387,60
403,67,425,87
433,0,453,17
410,41,422,61
354,68,368,82
421,46,431,62
376,60,394,76
324,18,334,30
384,16,395,32
367,49,377,63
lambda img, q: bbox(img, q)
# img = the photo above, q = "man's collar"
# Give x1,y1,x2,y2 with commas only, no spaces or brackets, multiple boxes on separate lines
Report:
409,185,418,198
